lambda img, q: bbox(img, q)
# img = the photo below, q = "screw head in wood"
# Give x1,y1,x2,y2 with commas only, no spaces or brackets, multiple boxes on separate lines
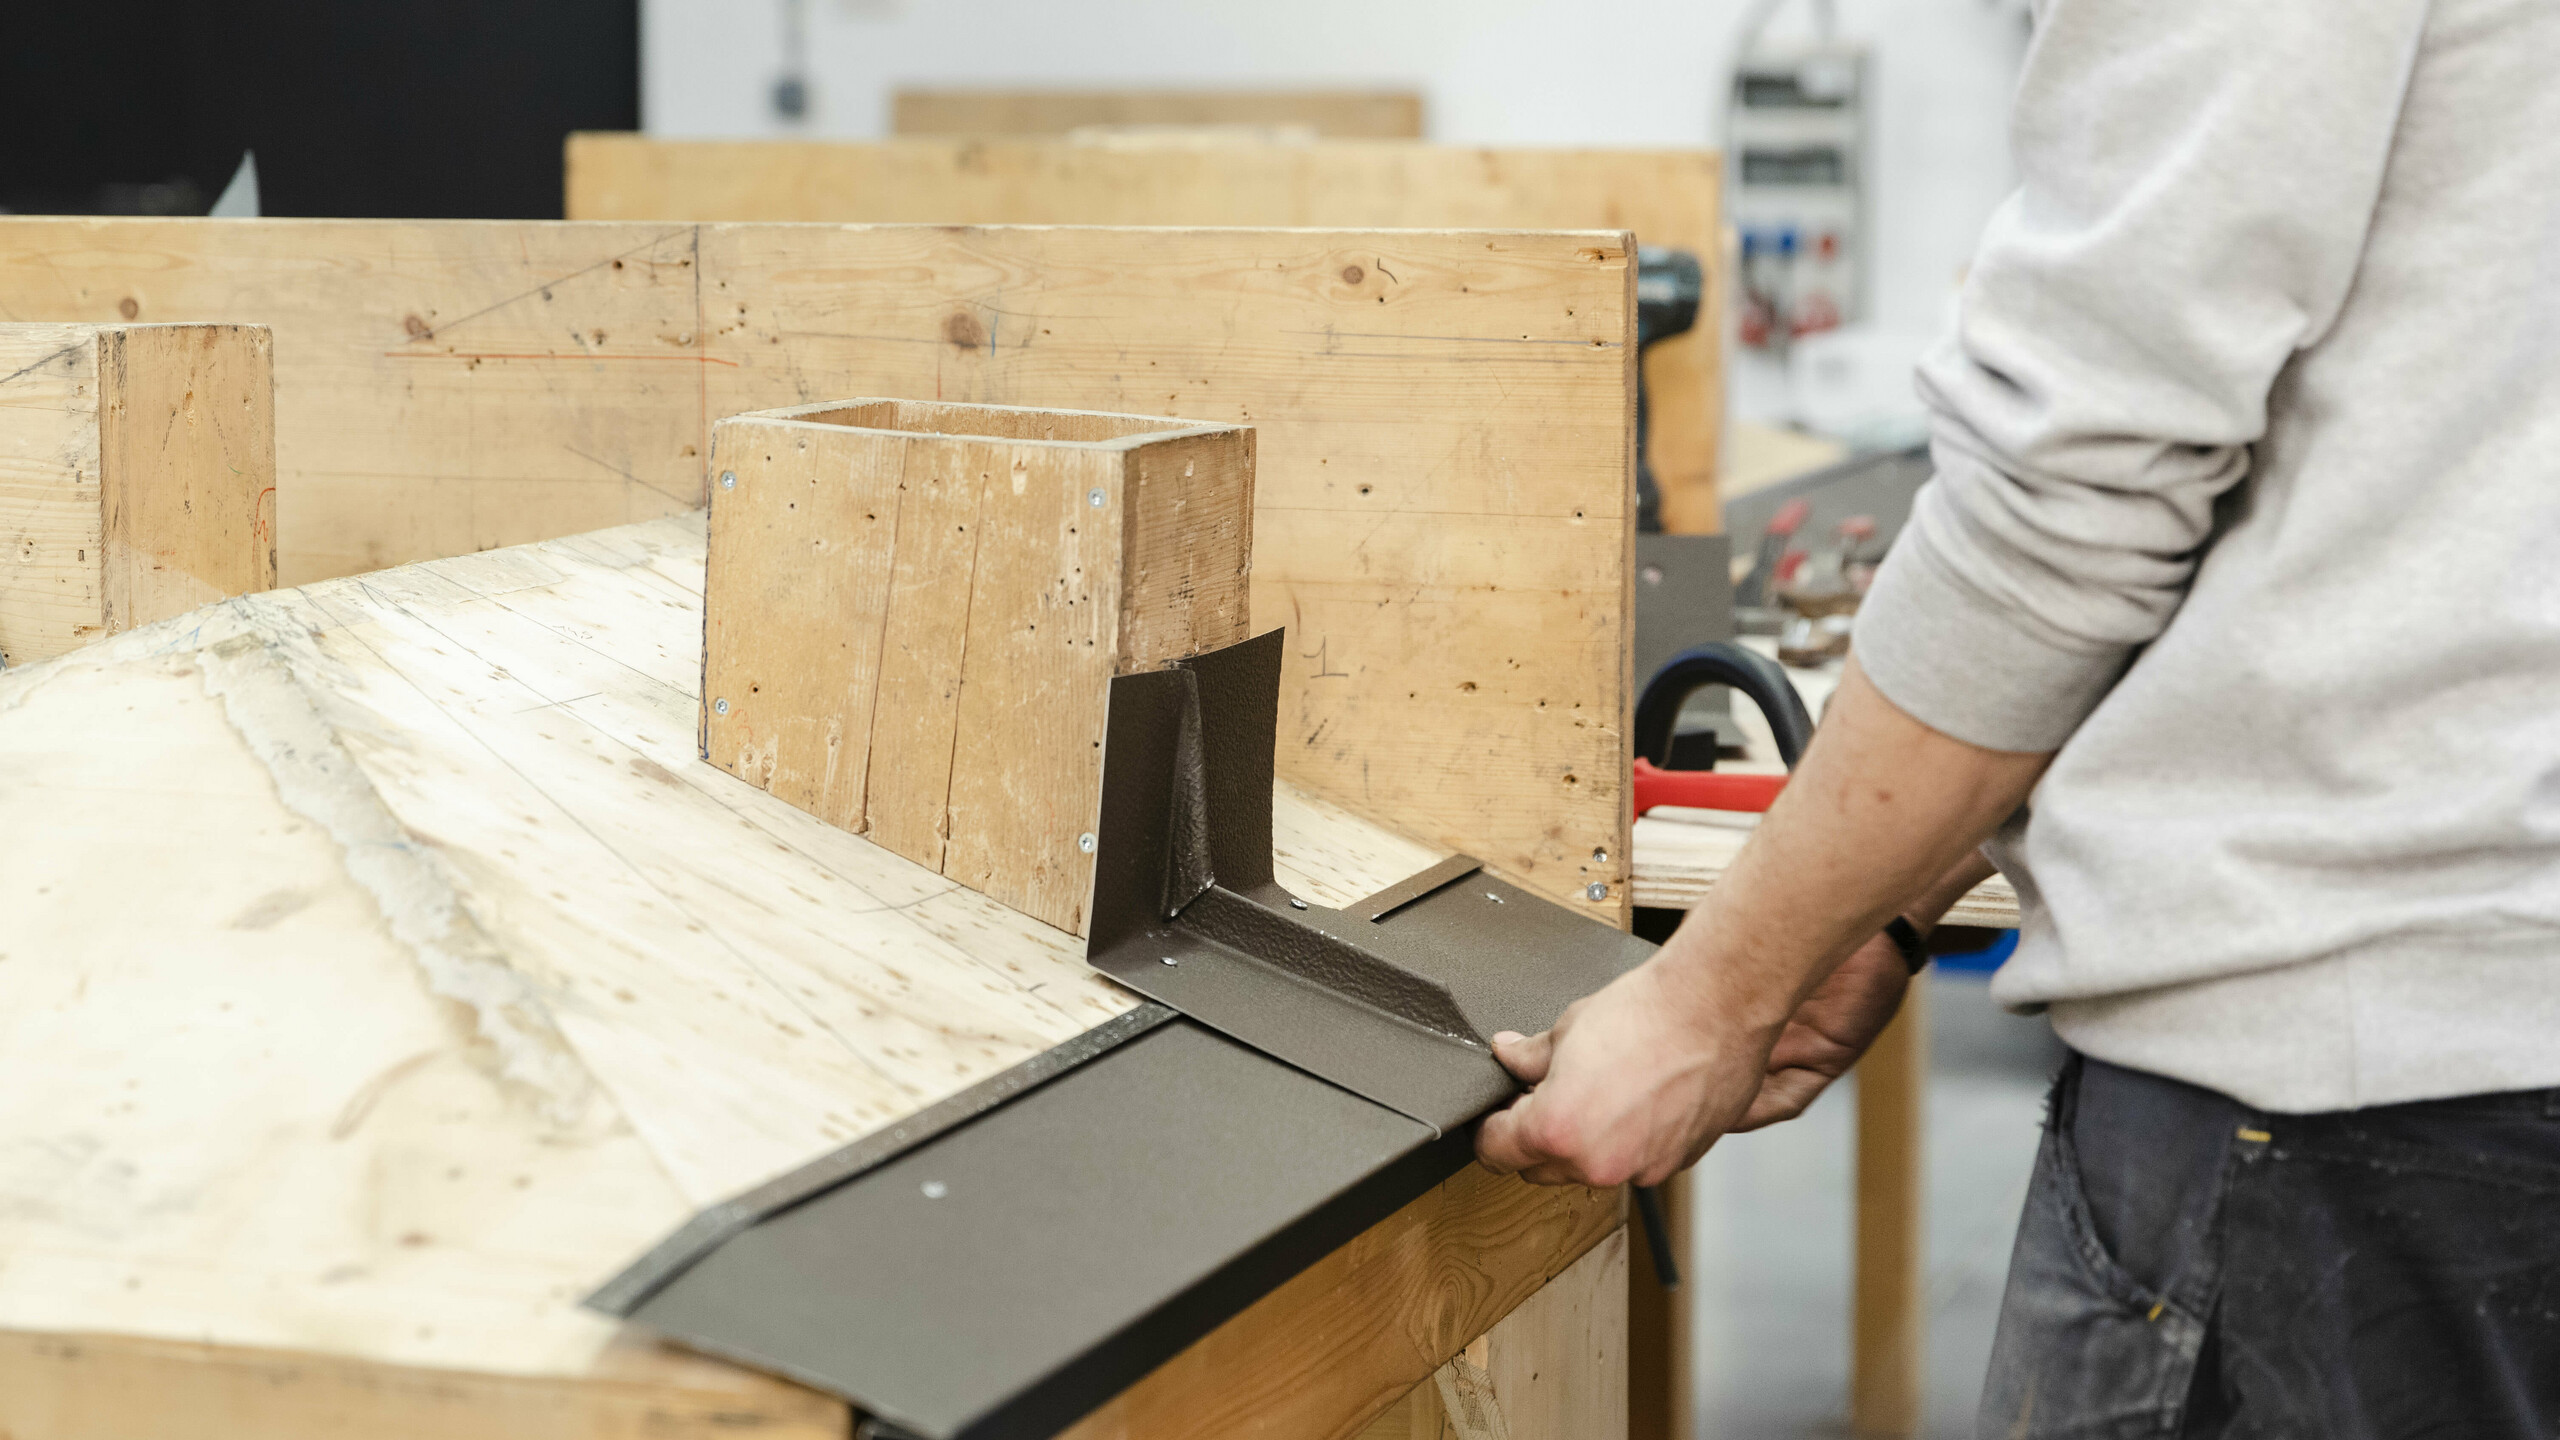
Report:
1077,831,1097,853
719,470,736,490
1087,487,1106,507
1585,882,1609,901
713,697,730,715
1592,847,1609,864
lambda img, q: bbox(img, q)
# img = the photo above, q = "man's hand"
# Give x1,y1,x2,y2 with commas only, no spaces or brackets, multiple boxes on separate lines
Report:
1732,931,1911,1131
1473,958,1776,1187
1470,929,1913,1186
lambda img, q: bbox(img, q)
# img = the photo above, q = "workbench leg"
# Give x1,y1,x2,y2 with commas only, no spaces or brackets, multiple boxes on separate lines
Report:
1625,1171,1691,1440
1359,1226,1630,1440
1852,983,1929,1437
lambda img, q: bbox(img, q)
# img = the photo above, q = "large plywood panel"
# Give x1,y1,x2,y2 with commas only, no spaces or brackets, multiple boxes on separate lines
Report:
566,133,1722,533
0,218,1632,914
0,321,274,667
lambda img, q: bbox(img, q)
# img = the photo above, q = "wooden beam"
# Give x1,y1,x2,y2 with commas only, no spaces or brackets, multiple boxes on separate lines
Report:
701,399,1253,933
1852,985,1929,1438
0,1331,850,1440
0,1180,1614,1440
0,322,274,667
1359,1226,1631,1440
0,217,1632,918
563,133,1723,536
1060,1167,1621,1440
891,88,1425,139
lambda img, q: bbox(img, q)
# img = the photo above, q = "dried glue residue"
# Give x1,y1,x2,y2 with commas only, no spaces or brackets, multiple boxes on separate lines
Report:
190,604,596,1126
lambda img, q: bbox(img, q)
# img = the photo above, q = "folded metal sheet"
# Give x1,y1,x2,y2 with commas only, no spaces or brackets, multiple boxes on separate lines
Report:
593,630,1653,1439
624,1020,1466,1439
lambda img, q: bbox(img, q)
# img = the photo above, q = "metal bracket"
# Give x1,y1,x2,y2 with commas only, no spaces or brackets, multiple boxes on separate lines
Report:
1088,630,1651,1136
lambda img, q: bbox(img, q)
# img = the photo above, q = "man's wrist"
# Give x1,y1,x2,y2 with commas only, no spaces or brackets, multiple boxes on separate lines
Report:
1651,899,1818,1039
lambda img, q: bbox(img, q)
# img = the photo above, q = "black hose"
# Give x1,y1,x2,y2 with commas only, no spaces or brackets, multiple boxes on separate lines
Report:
1634,641,1816,770
1634,1182,1683,1290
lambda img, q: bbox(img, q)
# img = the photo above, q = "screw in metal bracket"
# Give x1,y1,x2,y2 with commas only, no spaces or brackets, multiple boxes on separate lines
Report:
719,470,737,490
1287,897,1308,910
919,1180,948,1199
1585,882,1609,901
1160,956,1180,966
1077,832,1097,854
1087,488,1107,508
713,697,730,715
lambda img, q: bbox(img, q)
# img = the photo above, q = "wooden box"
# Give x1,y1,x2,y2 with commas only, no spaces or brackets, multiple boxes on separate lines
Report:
0,322,274,667
701,399,1254,934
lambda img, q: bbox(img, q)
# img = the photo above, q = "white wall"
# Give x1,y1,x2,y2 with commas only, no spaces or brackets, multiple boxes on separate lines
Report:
643,0,2027,387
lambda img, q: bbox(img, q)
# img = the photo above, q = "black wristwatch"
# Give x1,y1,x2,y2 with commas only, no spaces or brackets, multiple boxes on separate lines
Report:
1883,916,1931,975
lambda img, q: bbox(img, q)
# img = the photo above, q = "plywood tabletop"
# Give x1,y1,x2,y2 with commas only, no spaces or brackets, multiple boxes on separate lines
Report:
0,511,1444,1387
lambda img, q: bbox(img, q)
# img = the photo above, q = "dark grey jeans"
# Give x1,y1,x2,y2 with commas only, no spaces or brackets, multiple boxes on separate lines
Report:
1979,1052,2560,1439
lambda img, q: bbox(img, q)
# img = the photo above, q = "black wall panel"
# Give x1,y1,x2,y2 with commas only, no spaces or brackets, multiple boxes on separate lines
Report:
3,0,640,218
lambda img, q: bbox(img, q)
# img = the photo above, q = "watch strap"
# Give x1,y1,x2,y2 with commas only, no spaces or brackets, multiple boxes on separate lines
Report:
1883,915,1931,975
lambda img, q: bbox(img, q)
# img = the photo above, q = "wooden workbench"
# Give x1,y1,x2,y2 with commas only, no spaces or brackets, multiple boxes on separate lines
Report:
0,512,1625,1438
0,215,1652,1437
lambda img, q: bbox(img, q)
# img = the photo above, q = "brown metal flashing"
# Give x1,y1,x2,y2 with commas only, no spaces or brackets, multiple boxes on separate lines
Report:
588,1001,1180,1317
1359,854,1485,923
593,629,1653,1439
1087,631,1653,1134
621,1020,1467,1440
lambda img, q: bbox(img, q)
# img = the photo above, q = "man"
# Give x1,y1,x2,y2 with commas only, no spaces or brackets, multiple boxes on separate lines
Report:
1478,0,2560,1433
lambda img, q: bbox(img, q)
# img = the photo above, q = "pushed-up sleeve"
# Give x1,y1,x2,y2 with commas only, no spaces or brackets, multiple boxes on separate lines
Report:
1853,0,2432,752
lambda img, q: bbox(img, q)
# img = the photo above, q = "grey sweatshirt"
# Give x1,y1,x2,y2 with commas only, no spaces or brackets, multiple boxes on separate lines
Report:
1853,0,2560,1112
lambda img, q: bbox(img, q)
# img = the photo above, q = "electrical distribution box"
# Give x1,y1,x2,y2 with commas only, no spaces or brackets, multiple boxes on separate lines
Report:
1729,45,1868,355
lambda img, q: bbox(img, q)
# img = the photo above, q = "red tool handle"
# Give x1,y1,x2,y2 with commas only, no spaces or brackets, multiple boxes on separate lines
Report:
1632,759,1787,817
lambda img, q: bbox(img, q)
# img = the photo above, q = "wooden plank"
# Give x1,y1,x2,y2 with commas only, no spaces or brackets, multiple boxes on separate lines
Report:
1474,1225,1629,1439
0,321,274,667
1852,986,1929,1439
0,1332,850,1440
701,400,1252,933
98,323,277,633
0,323,104,665
1057,1167,1622,1440
1632,810,2022,927
1360,1227,1630,1440
563,133,1723,537
0,217,1631,918
892,88,1425,139
867,428,984,862
695,412,907,832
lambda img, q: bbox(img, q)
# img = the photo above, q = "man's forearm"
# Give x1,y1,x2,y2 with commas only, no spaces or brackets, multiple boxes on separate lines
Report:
1654,657,2051,1037
1908,850,2001,939
1471,656,2052,1186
